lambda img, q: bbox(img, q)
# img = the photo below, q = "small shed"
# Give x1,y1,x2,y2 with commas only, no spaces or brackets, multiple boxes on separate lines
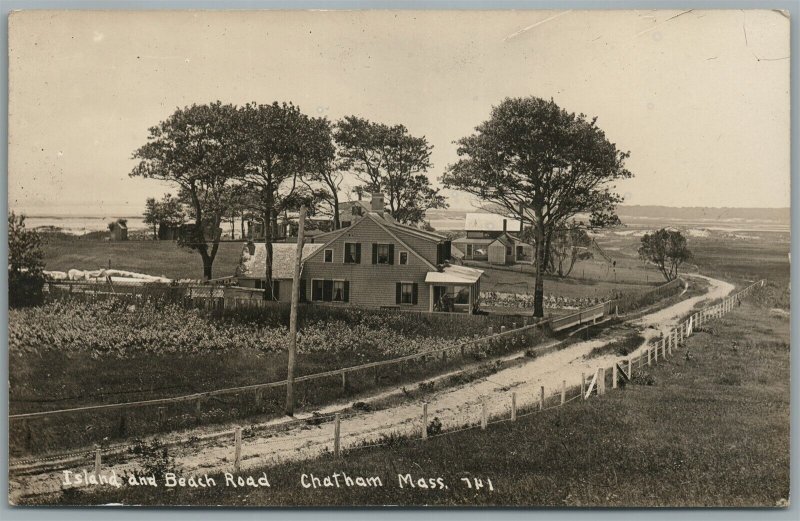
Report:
108,219,128,241
488,236,512,265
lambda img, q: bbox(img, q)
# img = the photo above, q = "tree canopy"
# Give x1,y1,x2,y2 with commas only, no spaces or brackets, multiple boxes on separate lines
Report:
335,116,447,225
131,102,243,280
443,96,632,316
8,212,46,307
638,228,692,282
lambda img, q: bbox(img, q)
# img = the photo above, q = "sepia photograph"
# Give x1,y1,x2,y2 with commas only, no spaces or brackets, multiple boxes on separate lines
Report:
5,8,792,508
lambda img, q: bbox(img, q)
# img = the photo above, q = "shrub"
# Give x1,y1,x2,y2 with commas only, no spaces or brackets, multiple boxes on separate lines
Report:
8,212,46,308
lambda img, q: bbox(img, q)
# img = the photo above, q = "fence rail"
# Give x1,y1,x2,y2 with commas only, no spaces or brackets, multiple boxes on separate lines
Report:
10,279,764,479
14,276,689,426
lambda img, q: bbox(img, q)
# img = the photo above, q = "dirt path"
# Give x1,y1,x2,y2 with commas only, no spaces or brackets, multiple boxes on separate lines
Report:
10,274,733,502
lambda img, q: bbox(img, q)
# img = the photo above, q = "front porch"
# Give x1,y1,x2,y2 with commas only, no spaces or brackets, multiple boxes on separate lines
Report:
425,265,484,313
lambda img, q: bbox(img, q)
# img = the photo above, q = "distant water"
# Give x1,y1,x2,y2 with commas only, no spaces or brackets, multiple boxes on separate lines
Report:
24,216,149,235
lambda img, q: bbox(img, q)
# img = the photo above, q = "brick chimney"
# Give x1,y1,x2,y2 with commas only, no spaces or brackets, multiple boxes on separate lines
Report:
502,219,507,233
370,192,384,213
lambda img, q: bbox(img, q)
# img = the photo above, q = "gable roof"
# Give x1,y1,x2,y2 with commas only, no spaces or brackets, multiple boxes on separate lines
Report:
425,265,483,284
236,243,324,279
303,211,439,269
465,213,522,232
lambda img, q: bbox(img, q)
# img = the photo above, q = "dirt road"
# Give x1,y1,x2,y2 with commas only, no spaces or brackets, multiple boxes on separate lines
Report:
9,274,733,502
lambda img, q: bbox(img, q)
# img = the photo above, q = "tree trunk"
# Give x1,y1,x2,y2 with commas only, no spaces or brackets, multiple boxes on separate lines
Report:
533,219,546,318
240,216,246,240
332,193,341,230
202,254,213,280
263,207,275,300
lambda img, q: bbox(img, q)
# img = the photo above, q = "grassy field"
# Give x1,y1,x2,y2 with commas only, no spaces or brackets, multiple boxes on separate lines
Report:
48,297,789,507
41,236,244,280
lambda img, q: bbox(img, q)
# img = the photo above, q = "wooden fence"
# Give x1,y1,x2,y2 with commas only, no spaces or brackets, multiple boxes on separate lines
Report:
11,279,764,478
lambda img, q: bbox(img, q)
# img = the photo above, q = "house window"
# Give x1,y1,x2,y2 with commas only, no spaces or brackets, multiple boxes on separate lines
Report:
324,249,333,263
466,244,473,257
332,280,346,302
399,251,409,265
400,283,414,304
344,243,361,264
372,243,394,264
396,282,417,305
506,245,512,256
312,279,349,302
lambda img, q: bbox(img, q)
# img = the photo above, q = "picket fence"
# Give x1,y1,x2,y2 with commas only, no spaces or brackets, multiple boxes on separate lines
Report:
10,279,764,477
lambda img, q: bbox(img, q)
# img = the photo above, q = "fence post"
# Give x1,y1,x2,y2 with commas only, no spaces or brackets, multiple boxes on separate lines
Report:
598,368,606,396
561,380,566,404
580,373,586,400
540,386,545,410
512,322,517,330
612,364,618,389
422,403,428,439
654,343,658,363
341,371,347,393
234,426,242,473
481,399,487,430
628,358,633,379
488,326,493,336
647,348,652,366
94,445,102,476
333,413,341,458
664,338,669,358
158,406,166,431
511,392,517,422
195,397,203,424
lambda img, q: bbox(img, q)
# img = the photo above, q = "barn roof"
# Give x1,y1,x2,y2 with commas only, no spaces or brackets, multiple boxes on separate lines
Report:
236,243,323,280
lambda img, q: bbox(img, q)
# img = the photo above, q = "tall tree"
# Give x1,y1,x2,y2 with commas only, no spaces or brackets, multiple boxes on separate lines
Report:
8,212,46,307
131,102,242,280
237,102,321,299
302,117,342,229
335,116,447,225
443,97,632,317
638,229,692,282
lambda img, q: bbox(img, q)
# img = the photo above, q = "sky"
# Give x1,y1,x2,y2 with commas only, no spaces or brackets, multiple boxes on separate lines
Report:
7,9,791,217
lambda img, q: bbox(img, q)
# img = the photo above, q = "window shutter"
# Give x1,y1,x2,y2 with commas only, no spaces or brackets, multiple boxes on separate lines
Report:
299,280,306,302
388,244,395,265
323,280,333,302
412,283,418,305
395,283,401,305
312,280,323,301
272,280,280,300
355,243,361,264
436,243,443,265
372,243,378,264
444,240,452,261
343,281,350,302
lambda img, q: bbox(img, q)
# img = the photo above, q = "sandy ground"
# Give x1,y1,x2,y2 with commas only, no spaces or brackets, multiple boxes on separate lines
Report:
9,274,734,502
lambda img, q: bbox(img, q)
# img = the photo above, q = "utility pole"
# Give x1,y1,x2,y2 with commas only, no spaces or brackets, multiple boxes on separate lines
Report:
286,206,306,416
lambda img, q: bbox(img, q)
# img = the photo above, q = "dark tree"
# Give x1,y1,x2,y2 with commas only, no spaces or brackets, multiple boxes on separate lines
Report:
143,193,185,239
443,97,632,317
638,229,692,282
8,212,45,307
237,102,323,299
335,116,447,225
131,102,243,280
302,117,342,229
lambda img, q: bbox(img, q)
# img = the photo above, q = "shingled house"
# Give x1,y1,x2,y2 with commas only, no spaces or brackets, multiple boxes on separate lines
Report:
235,193,484,313
452,213,534,265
